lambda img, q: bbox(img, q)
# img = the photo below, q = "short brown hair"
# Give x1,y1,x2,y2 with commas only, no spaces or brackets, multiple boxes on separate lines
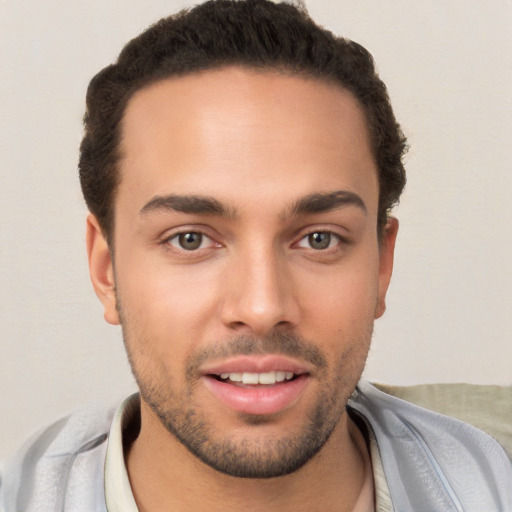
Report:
79,0,407,243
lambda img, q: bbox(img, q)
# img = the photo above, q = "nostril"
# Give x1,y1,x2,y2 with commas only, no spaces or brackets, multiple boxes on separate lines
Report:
228,320,250,331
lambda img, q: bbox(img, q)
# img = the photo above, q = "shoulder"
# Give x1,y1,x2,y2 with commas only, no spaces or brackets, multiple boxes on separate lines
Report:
0,401,117,512
349,381,512,512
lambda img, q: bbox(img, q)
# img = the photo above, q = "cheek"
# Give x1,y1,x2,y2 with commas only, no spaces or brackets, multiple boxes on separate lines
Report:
115,254,224,345
298,259,379,325
115,259,226,399
293,257,379,376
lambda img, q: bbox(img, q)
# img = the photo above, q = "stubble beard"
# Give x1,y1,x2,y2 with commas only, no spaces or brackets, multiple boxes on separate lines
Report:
139,373,345,478
119,311,372,479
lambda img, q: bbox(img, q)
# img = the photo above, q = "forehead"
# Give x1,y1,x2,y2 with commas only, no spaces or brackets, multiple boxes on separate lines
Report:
117,66,378,217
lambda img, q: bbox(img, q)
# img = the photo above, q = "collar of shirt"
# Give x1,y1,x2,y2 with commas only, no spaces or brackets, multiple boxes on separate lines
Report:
105,394,139,512
104,392,392,512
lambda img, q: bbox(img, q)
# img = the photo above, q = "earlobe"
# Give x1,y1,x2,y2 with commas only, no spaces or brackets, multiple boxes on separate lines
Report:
375,217,399,319
86,214,120,325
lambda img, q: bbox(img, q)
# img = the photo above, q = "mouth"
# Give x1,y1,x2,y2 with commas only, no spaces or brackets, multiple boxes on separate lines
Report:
200,357,311,416
213,370,299,386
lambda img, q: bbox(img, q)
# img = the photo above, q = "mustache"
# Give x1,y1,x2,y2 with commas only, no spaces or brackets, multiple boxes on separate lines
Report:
186,332,328,377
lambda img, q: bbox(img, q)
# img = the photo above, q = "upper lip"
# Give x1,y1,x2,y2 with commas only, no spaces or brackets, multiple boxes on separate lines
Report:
199,355,312,376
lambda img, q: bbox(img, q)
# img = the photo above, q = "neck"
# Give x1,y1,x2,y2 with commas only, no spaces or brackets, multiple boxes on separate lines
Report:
126,403,372,512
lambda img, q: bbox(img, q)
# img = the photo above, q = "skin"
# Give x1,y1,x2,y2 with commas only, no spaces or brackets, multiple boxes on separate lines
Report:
87,67,398,511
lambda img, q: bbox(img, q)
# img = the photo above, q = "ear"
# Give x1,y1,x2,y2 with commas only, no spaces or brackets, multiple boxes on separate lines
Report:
86,214,120,325
374,217,399,319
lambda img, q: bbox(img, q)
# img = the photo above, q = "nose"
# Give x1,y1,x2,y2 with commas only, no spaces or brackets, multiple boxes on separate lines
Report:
219,247,300,336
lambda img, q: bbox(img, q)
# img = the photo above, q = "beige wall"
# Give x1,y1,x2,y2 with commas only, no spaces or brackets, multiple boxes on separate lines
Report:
1,0,511,459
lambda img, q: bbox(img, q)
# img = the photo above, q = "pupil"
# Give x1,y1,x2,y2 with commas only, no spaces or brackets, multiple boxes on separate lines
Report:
309,232,330,250
179,232,202,250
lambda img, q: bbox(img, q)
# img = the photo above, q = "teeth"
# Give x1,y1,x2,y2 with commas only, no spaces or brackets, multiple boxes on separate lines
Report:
275,371,286,382
219,371,296,384
223,372,242,382
258,371,276,385
242,373,259,384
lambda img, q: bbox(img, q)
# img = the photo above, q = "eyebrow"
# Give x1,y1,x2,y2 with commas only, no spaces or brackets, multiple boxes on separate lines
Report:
140,194,236,218
139,190,366,220
287,190,367,218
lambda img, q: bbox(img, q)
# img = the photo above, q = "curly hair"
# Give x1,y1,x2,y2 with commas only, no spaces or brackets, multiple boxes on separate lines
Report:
79,0,407,243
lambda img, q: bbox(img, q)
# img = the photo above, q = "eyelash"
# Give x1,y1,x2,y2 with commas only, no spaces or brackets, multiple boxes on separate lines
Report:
161,228,348,255
295,230,345,251
162,230,219,253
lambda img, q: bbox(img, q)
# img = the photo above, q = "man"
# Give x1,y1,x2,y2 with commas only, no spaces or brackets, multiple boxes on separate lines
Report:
1,1,511,511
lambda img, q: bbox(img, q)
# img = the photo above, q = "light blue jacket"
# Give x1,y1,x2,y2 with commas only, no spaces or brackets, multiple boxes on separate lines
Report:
1,381,511,511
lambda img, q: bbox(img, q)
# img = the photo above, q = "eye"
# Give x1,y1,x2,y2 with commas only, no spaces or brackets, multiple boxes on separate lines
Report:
166,232,211,251
297,231,341,250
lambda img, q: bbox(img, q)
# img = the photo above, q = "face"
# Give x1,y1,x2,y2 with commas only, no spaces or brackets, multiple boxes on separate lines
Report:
87,67,397,478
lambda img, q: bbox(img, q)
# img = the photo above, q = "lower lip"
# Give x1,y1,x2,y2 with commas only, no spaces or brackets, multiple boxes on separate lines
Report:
202,375,309,416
